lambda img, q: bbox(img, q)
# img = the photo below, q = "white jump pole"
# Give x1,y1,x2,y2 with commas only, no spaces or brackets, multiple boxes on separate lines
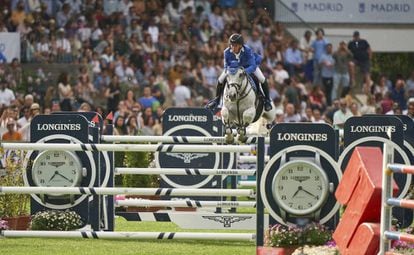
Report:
0,186,254,197
101,135,270,144
1,230,256,241
238,181,256,187
0,142,253,153
115,199,256,208
115,167,256,176
238,155,269,163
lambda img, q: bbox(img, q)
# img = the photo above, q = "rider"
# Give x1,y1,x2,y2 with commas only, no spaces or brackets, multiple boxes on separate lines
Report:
206,33,273,111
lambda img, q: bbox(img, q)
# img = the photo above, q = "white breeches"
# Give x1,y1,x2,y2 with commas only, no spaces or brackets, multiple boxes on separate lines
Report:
218,67,266,84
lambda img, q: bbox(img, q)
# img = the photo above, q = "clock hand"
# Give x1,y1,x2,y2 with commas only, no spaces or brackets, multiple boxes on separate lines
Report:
291,186,302,198
48,171,58,182
300,188,317,199
56,172,72,182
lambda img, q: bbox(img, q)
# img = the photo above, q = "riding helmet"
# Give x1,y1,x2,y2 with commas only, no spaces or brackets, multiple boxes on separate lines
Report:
229,33,243,45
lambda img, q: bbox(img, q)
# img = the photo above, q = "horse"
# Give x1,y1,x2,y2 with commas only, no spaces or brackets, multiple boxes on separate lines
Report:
221,66,276,143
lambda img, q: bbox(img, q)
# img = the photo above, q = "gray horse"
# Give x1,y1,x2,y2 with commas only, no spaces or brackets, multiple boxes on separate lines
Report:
221,67,276,143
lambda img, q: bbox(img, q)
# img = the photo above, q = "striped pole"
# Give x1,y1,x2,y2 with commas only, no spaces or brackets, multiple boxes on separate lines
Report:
101,135,270,144
387,164,414,175
1,230,256,241
384,231,414,243
0,142,253,153
115,199,256,208
115,168,256,176
0,186,254,197
387,198,414,209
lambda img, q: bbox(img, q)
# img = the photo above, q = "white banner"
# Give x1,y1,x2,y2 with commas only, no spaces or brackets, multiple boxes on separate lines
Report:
276,0,414,24
0,33,20,63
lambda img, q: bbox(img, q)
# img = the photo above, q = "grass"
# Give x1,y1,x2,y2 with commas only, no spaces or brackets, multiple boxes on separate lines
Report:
0,217,256,255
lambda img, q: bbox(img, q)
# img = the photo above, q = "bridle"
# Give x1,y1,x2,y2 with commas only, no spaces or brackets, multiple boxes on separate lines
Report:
225,68,254,126
226,69,252,102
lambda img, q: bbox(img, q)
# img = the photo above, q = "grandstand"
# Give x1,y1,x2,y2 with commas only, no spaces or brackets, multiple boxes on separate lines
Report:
0,0,414,139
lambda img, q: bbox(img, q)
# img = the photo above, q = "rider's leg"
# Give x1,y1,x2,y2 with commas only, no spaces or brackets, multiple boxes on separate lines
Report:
206,71,226,110
254,67,273,111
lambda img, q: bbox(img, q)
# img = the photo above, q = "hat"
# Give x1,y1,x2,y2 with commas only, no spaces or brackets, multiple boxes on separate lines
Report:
353,31,360,37
30,103,40,110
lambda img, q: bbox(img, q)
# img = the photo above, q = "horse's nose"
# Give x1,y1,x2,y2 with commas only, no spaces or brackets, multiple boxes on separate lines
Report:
229,93,236,101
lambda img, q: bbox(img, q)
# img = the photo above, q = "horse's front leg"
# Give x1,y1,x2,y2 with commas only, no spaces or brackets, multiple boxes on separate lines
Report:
221,107,234,144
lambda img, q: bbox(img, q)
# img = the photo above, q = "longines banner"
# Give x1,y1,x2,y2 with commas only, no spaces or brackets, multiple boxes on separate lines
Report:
276,0,414,24
0,33,20,63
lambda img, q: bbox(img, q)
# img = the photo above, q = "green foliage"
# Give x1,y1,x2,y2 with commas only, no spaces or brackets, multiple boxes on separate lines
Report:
265,223,332,247
372,53,414,81
0,149,30,218
30,210,84,231
122,148,158,188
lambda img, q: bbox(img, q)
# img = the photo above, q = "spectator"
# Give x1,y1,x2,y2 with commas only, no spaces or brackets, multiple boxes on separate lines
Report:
174,79,191,107
333,98,352,130
0,79,16,108
299,30,314,83
57,72,73,111
333,41,353,99
348,31,372,92
319,43,335,105
390,78,407,110
247,30,264,56
208,5,224,35
312,108,325,123
406,70,414,98
284,39,303,77
283,103,301,123
138,86,159,111
273,62,289,86
113,114,127,136
2,118,21,141
311,28,328,86
405,98,414,120
105,75,122,114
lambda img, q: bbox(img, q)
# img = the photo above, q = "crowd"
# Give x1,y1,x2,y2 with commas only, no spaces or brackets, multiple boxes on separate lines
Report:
0,0,414,141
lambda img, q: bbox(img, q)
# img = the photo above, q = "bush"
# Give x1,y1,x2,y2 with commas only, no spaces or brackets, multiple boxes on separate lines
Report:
265,223,332,247
30,210,84,231
0,149,30,218
122,148,158,188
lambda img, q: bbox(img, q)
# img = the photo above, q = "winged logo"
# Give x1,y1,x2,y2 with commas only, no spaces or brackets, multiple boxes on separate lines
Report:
202,215,253,227
166,153,209,163
48,162,66,168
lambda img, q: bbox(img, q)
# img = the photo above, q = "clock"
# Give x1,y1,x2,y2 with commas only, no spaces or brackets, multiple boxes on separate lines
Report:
32,150,84,189
272,159,329,217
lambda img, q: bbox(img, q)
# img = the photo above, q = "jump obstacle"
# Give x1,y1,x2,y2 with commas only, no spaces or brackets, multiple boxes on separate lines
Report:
0,134,263,242
379,144,414,254
3,112,412,255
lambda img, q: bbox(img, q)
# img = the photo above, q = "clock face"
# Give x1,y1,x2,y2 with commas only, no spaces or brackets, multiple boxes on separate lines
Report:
272,160,329,216
32,151,83,188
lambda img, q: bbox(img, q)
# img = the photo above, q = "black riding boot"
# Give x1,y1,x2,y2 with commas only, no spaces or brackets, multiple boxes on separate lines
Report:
261,79,273,111
206,81,225,110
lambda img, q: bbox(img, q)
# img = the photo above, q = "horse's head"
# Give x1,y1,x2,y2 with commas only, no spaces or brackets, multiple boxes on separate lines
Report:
225,64,247,102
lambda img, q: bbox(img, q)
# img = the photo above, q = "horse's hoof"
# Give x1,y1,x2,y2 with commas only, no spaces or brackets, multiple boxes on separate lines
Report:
238,134,248,144
225,134,234,144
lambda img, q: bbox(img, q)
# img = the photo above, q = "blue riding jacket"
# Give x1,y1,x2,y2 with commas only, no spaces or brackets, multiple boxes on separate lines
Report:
223,44,262,74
